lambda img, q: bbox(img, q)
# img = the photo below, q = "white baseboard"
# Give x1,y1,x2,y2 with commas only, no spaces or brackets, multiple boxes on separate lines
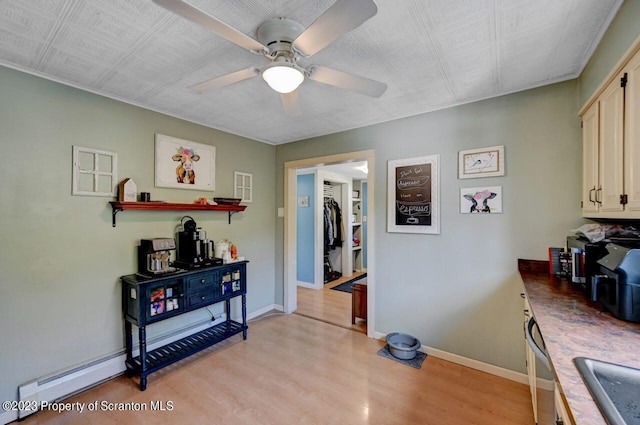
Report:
296,281,318,289
373,331,554,391
247,303,284,319
0,409,17,425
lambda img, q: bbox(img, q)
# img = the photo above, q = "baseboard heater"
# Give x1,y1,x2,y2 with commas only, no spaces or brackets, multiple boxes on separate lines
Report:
12,304,281,422
16,316,227,420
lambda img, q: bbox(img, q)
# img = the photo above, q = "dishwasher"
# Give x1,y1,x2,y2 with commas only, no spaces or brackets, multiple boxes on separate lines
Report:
525,315,557,425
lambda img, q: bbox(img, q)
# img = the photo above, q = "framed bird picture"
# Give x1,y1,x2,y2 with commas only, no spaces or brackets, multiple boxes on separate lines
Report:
458,145,504,179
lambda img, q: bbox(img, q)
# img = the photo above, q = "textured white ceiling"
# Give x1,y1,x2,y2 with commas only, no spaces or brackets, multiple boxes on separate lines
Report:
0,0,623,144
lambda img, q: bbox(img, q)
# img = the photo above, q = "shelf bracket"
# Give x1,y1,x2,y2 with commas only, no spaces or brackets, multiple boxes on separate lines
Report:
228,211,238,224
112,206,123,227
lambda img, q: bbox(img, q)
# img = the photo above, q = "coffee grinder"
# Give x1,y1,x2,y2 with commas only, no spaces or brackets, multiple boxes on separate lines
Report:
174,216,222,269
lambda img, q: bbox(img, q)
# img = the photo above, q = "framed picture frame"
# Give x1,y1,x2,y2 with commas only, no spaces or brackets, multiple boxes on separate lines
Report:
234,171,253,203
155,134,215,191
387,154,440,234
71,145,117,197
352,189,360,199
460,186,503,214
458,145,504,179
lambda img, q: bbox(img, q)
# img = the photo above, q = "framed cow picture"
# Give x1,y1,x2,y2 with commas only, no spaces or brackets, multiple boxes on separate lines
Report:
155,134,216,191
460,186,503,214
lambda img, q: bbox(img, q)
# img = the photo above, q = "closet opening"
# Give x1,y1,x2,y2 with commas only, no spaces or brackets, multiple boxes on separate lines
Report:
285,152,374,335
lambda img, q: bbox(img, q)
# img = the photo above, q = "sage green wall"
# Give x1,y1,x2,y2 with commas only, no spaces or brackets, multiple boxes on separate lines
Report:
275,80,582,373
579,0,640,105
0,66,276,405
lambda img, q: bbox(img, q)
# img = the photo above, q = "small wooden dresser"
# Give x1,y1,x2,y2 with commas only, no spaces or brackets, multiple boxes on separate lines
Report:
352,283,367,324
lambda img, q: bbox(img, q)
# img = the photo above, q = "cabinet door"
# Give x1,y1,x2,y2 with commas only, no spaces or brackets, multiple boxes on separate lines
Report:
554,382,574,425
625,51,640,212
523,296,538,423
598,76,625,212
146,281,183,322
582,102,599,215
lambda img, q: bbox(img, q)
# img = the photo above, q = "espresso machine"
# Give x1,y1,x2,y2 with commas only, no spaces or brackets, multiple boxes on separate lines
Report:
138,238,180,276
174,216,222,269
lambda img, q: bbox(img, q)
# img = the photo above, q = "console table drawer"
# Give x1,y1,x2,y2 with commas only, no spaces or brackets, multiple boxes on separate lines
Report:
187,290,220,308
186,272,218,292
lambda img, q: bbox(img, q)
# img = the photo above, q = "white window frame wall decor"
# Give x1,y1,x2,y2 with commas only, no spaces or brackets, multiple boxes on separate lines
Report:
458,145,505,179
234,171,253,203
72,146,118,197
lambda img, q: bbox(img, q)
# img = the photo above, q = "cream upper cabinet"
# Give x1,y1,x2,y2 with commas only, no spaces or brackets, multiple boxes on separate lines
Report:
598,74,625,213
581,102,599,215
581,48,640,218
624,51,640,212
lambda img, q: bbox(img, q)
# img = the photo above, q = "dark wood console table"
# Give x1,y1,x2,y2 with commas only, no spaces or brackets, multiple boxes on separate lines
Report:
121,261,248,390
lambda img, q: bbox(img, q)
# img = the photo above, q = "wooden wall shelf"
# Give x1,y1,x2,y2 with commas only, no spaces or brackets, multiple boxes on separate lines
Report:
109,201,246,227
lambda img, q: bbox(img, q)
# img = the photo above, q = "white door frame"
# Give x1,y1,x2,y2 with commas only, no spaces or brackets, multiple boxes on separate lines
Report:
284,150,375,338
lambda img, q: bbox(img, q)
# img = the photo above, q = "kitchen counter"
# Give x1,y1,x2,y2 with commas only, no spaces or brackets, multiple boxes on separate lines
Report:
519,260,640,425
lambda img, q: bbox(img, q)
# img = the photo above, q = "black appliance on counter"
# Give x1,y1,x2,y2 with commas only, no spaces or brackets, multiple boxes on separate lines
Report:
592,243,640,323
174,216,222,270
566,235,640,298
138,238,181,277
567,236,608,296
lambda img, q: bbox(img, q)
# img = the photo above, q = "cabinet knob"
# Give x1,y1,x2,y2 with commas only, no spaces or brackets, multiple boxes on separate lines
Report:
201,296,206,300
201,279,206,284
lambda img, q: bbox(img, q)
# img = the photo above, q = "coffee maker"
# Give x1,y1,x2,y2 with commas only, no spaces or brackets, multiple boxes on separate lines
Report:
138,238,179,276
174,216,222,269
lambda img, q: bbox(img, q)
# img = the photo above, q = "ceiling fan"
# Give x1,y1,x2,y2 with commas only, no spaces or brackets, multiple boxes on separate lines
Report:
152,0,387,115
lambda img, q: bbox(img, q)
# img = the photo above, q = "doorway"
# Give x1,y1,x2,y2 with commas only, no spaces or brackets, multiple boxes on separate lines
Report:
284,150,375,338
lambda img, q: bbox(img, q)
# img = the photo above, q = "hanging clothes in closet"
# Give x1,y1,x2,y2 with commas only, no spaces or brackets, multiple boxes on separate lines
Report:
324,198,344,250
323,197,344,283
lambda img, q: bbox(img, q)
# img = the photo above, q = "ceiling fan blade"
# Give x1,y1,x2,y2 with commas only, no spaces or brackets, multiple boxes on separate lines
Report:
152,0,268,54
308,66,387,98
187,68,259,94
292,0,378,57
280,91,302,116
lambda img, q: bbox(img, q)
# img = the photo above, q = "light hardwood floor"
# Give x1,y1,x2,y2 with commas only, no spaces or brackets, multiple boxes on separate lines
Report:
21,313,535,425
295,272,367,333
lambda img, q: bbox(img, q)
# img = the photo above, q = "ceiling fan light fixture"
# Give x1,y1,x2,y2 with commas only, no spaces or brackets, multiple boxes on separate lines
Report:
262,63,304,94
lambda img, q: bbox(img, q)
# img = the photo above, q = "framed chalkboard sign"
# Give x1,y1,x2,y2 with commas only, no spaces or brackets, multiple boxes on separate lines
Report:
387,155,440,234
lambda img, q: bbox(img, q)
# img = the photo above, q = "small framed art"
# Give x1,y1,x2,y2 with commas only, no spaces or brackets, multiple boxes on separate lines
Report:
458,145,504,179
155,134,215,191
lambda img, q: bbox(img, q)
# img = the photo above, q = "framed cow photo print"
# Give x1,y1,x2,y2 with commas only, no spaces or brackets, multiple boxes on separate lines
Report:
155,134,216,191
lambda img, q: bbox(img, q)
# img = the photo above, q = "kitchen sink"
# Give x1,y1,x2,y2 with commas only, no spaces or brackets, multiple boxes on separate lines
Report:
573,357,640,425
